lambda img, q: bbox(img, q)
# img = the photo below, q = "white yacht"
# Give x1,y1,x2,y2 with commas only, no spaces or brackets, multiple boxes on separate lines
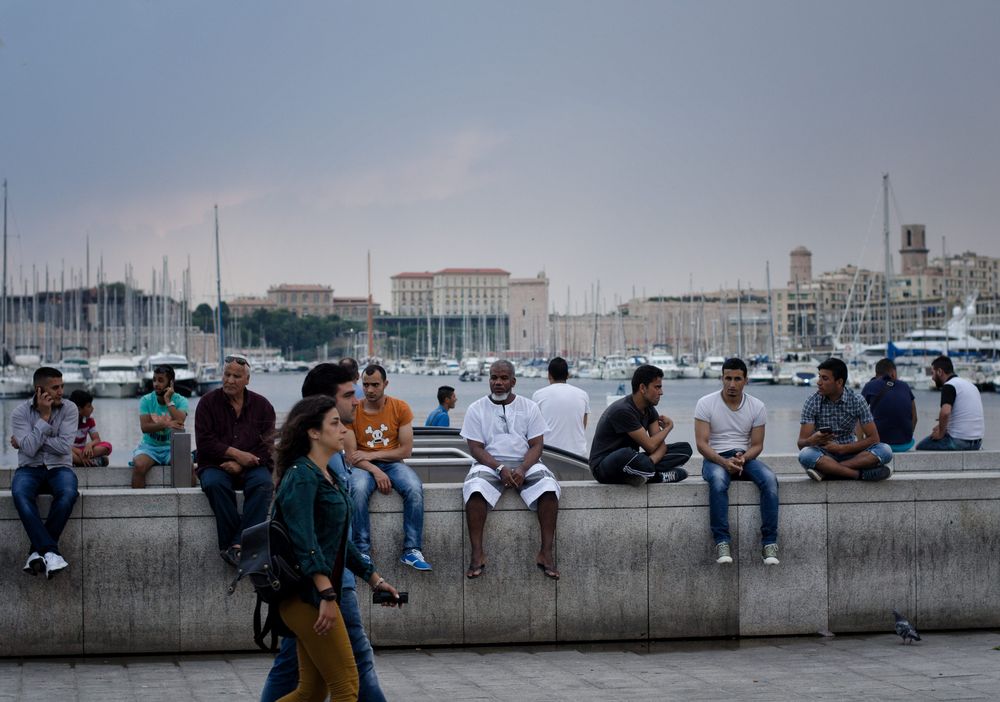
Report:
702,356,726,379
57,355,93,394
676,355,703,379
647,354,680,380
142,352,198,397
93,355,143,398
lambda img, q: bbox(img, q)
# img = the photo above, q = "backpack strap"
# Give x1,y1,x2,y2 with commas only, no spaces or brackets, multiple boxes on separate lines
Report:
867,377,895,411
252,596,281,652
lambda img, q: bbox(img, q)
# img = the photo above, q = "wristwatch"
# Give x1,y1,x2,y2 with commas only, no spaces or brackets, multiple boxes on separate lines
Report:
167,402,176,408
495,463,506,476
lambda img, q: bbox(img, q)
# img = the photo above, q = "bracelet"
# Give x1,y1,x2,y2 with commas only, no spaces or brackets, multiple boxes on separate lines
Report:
371,576,385,590
318,587,338,602
495,463,505,476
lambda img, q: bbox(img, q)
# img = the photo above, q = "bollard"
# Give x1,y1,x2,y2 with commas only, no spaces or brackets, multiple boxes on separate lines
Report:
170,432,193,487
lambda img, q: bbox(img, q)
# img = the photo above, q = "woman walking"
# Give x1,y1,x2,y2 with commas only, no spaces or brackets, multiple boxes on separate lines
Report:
273,395,400,701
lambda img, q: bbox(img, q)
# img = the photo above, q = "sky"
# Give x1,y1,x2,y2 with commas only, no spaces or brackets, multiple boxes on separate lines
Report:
2,1,999,314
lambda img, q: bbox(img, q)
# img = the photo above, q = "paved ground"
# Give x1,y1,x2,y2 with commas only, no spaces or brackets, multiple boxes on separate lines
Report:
2,631,1000,701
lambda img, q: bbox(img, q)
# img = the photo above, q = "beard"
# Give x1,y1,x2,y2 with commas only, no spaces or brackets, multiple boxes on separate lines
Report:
490,391,510,402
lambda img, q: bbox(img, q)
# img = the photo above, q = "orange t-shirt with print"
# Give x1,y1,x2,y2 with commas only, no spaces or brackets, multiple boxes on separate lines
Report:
353,396,414,453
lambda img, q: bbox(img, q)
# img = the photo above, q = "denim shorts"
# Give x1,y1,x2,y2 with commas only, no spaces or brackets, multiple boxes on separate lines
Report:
798,442,893,470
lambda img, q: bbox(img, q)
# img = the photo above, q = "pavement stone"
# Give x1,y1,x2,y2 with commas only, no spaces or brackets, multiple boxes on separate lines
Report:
2,631,1000,700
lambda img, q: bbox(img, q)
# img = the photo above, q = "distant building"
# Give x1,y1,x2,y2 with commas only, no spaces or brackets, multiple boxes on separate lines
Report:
390,268,510,317
228,295,277,320
332,296,380,322
266,284,334,317
508,273,549,356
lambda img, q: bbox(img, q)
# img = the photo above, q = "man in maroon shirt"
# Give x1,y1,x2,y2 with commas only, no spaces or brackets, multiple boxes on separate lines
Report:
194,354,276,567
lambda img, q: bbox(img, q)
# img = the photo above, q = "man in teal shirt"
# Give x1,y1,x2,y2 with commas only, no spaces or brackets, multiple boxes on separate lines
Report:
425,385,456,427
130,365,188,488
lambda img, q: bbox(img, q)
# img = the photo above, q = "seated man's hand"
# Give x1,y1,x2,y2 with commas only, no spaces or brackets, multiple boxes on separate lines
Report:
657,415,674,433
82,445,95,458
724,458,743,476
930,424,943,440
810,431,832,447
10,435,19,449
350,449,375,464
220,460,243,475
824,442,846,455
231,448,260,467
371,467,392,494
168,419,186,431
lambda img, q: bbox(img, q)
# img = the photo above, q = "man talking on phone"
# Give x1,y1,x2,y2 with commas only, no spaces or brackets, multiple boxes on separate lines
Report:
130,364,189,488
797,358,893,482
9,367,79,578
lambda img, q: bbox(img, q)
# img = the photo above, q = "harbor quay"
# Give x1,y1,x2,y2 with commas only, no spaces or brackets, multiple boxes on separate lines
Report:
4,629,1000,701
2,451,999,659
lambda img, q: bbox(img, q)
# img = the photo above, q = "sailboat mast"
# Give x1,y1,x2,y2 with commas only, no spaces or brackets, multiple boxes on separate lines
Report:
2,180,7,365
214,205,225,367
367,250,374,358
883,173,891,347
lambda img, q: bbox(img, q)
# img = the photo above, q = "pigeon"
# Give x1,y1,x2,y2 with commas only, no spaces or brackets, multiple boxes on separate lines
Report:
893,609,921,644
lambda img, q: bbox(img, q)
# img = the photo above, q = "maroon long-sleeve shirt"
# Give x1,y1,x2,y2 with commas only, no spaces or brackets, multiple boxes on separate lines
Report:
194,387,276,474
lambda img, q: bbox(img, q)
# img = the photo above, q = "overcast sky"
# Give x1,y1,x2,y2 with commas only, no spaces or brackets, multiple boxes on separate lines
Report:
2,1,998,314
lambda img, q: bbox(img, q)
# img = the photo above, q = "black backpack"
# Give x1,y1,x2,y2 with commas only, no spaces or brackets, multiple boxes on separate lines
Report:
227,516,303,651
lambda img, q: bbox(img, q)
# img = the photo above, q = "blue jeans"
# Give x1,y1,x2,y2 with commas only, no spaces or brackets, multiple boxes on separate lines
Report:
701,451,778,546
916,434,982,451
259,587,386,702
591,444,693,484
199,465,273,550
798,443,893,471
11,465,79,555
348,461,424,554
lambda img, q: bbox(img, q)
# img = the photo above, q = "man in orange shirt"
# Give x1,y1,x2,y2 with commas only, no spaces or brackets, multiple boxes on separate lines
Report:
347,364,432,571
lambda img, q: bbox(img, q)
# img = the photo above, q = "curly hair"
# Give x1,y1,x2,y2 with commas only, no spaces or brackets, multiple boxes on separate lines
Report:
273,395,337,488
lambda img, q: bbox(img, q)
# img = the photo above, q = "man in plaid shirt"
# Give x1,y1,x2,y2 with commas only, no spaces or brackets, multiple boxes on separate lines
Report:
797,358,893,482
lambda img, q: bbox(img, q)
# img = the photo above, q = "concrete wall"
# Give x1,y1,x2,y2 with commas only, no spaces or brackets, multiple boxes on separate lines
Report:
2,452,999,656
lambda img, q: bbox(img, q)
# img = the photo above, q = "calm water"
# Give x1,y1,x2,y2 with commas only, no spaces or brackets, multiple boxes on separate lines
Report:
2,373,998,465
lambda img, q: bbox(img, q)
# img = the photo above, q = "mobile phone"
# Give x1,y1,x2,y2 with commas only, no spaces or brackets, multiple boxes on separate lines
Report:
818,426,833,434
373,590,408,605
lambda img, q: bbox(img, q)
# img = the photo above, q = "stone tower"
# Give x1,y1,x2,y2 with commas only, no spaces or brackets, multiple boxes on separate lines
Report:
900,224,928,274
789,246,812,284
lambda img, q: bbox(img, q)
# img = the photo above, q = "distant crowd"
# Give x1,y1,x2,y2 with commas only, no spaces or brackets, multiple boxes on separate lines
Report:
6,351,986,700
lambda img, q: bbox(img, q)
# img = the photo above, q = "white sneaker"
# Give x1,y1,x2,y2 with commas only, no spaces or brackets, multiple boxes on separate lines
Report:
43,552,69,579
762,544,780,566
22,552,44,576
715,542,733,564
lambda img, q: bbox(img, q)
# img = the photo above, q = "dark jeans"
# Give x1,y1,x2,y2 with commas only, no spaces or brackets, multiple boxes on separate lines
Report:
592,443,692,484
259,587,386,702
11,465,79,555
199,465,273,550
916,434,982,451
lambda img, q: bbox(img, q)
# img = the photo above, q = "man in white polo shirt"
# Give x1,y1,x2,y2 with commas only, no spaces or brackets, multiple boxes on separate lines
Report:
694,357,779,566
531,357,590,456
917,355,984,451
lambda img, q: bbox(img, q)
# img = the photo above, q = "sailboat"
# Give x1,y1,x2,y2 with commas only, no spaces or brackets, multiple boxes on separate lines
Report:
197,205,225,395
0,180,34,399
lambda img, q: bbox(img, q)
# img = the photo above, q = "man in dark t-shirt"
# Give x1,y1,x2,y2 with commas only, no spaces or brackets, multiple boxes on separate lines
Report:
861,358,917,452
589,364,692,487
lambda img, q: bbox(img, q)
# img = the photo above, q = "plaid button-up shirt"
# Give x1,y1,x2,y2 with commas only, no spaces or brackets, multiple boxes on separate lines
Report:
799,387,873,444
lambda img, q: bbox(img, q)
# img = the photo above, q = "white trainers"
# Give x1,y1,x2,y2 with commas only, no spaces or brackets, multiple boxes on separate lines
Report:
22,552,44,576
43,552,69,579
715,542,733,564
762,543,780,566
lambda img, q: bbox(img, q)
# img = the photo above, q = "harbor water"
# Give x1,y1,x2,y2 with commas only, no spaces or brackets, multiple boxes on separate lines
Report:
2,373,998,466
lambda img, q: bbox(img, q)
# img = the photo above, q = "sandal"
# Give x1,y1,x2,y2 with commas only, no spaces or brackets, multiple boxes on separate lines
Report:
466,562,486,579
536,562,560,580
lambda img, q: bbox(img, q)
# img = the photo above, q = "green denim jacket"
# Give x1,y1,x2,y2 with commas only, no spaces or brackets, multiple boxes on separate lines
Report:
274,456,374,604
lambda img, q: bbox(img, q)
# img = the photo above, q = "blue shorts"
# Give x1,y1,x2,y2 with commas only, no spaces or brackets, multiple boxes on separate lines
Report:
130,443,172,466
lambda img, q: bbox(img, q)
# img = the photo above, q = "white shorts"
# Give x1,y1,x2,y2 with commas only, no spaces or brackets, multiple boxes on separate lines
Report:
462,462,561,511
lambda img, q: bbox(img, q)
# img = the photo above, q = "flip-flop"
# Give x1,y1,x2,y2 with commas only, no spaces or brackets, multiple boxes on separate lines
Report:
536,563,560,580
466,562,486,579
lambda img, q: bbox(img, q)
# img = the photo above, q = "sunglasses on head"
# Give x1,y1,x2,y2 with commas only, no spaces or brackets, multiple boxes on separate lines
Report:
225,354,250,366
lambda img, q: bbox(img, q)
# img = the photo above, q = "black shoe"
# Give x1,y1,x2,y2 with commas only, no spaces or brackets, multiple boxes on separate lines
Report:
220,546,241,568
860,465,892,482
652,468,688,484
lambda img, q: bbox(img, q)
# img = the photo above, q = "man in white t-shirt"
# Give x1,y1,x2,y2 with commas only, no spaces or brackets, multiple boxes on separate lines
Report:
916,355,984,451
460,360,561,580
531,357,590,456
694,357,779,566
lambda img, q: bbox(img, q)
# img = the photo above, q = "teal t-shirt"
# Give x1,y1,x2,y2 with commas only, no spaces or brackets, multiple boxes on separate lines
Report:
139,391,189,446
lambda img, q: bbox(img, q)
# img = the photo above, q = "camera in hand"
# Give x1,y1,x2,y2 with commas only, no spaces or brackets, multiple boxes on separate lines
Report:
373,590,408,604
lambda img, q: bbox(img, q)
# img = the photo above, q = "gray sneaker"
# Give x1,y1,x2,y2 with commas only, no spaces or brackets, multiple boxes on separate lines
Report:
763,543,780,566
622,463,654,487
716,542,733,564
805,468,823,482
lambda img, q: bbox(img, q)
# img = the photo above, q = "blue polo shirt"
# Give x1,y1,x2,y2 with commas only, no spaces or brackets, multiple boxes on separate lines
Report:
425,405,450,427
